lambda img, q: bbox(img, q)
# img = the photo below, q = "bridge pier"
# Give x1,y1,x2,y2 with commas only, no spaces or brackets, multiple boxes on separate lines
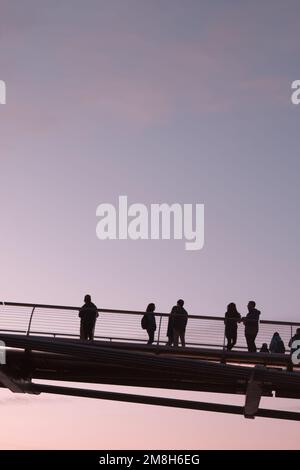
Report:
244,365,264,419
0,367,38,394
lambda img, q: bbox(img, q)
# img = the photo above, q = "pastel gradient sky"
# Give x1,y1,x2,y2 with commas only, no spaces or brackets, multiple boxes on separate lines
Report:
1,0,300,449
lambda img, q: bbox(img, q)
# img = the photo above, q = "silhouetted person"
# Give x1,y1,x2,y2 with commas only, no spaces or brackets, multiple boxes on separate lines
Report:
289,328,300,354
243,301,261,352
166,306,176,346
224,302,241,350
269,332,285,353
173,299,188,347
260,343,269,353
79,294,99,341
144,303,156,345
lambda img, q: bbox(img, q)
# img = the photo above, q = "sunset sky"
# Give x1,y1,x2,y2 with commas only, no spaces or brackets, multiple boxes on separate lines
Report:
0,0,300,449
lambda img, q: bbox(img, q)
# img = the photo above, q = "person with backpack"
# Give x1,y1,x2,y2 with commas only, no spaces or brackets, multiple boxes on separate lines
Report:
141,303,156,345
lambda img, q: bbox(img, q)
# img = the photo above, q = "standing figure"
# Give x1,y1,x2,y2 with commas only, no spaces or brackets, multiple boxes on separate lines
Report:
224,302,241,351
79,294,99,341
144,303,156,345
173,299,188,347
166,306,176,346
243,300,261,352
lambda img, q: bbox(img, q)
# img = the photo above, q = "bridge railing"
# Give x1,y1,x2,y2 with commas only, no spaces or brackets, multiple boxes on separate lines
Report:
0,301,299,351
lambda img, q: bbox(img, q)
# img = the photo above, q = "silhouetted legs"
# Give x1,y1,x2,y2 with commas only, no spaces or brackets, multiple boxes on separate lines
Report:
88,323,95,341
80,321,96,341
147,328,155,345
226,328,237,350
245,330,258,352
80,322,85,340
226,337,236,351
173,329,185,347
166,330,174,346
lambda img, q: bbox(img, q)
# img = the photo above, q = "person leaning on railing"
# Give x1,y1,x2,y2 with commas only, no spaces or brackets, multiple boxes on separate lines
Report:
224,302,241,351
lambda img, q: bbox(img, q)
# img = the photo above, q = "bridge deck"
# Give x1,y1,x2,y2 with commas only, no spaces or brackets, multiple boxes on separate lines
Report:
1,302,300,421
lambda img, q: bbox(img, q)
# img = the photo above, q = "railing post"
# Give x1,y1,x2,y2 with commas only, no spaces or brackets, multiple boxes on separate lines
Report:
156,312,163,347
220,320,227,363
27,306,36,336
223,320,226,351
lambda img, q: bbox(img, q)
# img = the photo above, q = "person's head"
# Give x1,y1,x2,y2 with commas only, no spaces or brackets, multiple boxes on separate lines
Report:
227,302,238,314
177,299,184,307
261,343,268,351
247,300,256,311
296,328,300,335
84,294,91,303
273,332,280,338
146,303,155,312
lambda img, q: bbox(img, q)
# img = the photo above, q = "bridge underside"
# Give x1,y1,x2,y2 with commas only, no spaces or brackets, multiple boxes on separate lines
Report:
1,334,300,421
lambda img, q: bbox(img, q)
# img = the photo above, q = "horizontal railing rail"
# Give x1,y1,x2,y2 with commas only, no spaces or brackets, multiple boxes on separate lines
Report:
0,301,299,352
2,301,300,326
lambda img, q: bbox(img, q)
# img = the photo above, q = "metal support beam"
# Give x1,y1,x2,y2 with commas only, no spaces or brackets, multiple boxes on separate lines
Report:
244,365,264,419
0,367,39,394
0,368,27,393
28,383,300,422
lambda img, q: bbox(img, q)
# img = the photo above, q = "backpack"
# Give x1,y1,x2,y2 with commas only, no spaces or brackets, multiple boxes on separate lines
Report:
141,315,148,330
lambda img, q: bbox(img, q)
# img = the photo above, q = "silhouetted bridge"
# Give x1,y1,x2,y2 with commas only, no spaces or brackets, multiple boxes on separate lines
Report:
1,301,300,421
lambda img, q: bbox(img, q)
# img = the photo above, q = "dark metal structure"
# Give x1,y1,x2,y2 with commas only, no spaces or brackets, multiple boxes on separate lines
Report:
0,301,300,421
